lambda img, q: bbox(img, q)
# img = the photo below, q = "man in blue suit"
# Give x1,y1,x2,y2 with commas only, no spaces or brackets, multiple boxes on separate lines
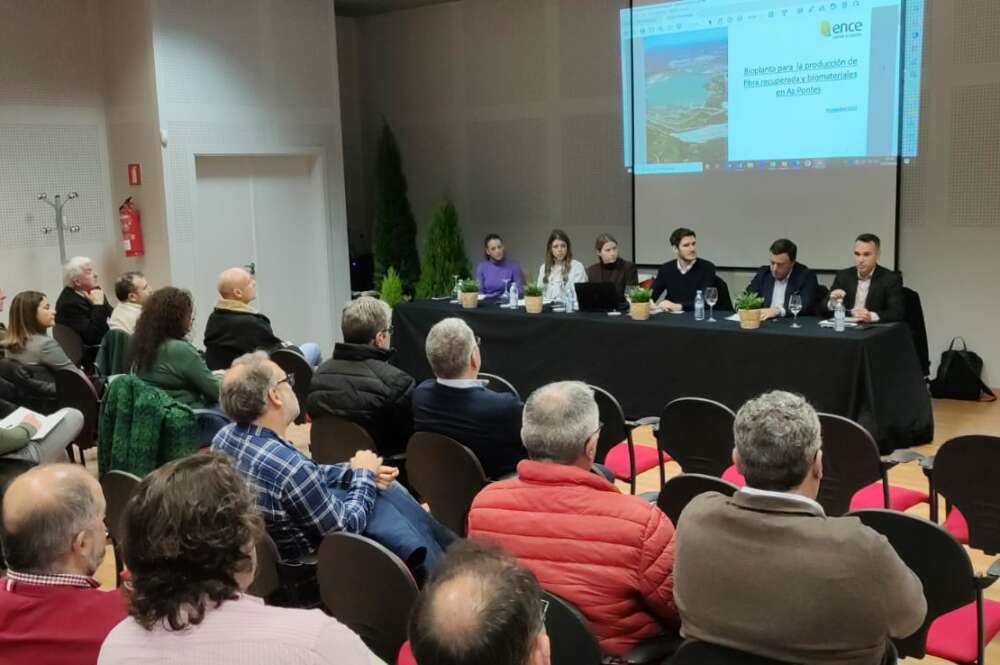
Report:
746,239,819,321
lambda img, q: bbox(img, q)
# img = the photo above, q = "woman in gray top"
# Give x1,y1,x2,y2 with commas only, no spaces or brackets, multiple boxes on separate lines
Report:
1,291,74,374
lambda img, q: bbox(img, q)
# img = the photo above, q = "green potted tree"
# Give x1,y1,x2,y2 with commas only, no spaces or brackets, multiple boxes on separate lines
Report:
458,278,480,309
628,286,653,321
734,289,766,330
524,282,544,314
416,198,470,298
373,121,421,292
379,267,404,309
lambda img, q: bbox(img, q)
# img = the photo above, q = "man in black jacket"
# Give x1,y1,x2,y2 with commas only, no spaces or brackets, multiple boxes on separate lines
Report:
828,233,904,323
306,297,414,457
54,257,112,363
746,238,819,320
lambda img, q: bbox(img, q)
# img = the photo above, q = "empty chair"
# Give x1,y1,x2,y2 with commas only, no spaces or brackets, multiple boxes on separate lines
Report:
309,415,377,465
657,397,735,477
100,469,141,585
478,372,520,400
590,384,668,494
52,323,84,366
926,435,1000,552
247,531,282,602
656,473,739,527
406,431,487,536
848,509,1000,665
270,348,313,425
54,366,100,464
317,532,418,664
668,639,893,665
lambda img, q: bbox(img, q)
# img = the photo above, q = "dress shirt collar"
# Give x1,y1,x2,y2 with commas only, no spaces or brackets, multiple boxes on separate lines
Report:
5,569,100,590
436,378,487,389
738,486,825,515
676,258,697,275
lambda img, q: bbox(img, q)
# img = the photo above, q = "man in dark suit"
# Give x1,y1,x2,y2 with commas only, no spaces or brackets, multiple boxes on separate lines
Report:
746,238,819,320
411,317,525,480
55,256,112,364
828,233,904,323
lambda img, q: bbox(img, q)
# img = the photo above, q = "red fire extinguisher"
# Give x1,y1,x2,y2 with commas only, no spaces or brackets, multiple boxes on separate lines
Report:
119,197,145,257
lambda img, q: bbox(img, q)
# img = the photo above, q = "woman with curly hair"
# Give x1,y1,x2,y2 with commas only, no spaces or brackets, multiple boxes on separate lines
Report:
130,287,220,408
97,453,374,664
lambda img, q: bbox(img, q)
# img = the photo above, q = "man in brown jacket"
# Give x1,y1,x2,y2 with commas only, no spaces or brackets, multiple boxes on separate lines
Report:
673,390,926,665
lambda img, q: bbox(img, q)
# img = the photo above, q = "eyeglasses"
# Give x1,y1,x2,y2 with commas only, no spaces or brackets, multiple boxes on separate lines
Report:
585,421,604,448
380,326,394,336
474,335,482,347
276,374,296,388
540,598,549,623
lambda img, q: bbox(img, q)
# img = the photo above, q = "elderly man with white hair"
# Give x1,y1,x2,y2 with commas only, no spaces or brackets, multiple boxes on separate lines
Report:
673,390,925,665
55,256,112,362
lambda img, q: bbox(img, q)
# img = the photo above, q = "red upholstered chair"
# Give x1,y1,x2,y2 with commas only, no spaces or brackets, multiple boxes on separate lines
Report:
923,435,1000,552
397,642,417,665
590,385,668,494
657,397,735,478
849,509,1000,665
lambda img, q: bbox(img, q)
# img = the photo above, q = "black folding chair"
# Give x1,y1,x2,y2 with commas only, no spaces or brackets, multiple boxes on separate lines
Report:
656,397,735,477
52,324,84,366
406,431,488,537
669,639,890,665
247,531,282,603
270,348,313,425
479,372,521,400
54,367,101,464
317,532,418,664
100,470,141,586
923,435,1000,552
712,275,734,312
590,384,665,494
309,415,377,465
656,473,739,527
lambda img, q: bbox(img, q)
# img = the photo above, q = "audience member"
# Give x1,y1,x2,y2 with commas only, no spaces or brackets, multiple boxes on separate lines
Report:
0,287,7,338
412,318,525,480
475,234,524,299
97,453,376,665
651,227,716,312
673,390,925,665
586,232,639,301
212,352,453,576
467,381,678,657
109,271,150,334
537,229,587,301
746,238,819,320
203,267,321,370
0,464,126,665
828,233,905,323
55,257,112,362
2,291,74,379
0,406,81,464
306,297,414,456
408,539,550,665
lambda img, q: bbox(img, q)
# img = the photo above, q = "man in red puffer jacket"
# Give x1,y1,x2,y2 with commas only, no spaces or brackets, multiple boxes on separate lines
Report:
468,381,678,657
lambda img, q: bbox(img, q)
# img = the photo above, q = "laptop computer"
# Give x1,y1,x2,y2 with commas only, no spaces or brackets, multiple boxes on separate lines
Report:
575,282,620,312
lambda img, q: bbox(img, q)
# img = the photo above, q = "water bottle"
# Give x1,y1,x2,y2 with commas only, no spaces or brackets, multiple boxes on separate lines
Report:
508,282,518,310
694,290,705,321
561,282,572,313
834,298,846,332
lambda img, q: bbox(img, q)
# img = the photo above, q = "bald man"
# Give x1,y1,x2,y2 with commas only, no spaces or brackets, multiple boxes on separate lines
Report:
0,464,126,665
202,267,321,370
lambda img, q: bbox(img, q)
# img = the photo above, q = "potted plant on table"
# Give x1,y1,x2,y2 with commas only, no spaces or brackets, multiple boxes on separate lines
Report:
734,289,766,330
524,282,544,314
458,278,480,309
628,286,653,321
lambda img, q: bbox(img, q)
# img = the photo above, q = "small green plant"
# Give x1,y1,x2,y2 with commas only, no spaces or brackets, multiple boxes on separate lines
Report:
733,289,765,310
458,278,480,293
379,267,404,309
523,282,543,297
628,286,652,303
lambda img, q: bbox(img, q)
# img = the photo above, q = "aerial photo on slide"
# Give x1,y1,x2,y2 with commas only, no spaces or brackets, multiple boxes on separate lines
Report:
643,27,728,164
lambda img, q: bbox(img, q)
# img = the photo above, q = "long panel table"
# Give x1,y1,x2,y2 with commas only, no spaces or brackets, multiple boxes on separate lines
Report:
392,300,934,452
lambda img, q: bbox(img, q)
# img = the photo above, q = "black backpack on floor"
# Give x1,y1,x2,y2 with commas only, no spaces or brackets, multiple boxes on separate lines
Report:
930,337,996,402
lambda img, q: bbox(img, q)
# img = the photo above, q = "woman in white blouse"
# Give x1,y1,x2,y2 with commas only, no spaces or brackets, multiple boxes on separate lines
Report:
537,229,587,301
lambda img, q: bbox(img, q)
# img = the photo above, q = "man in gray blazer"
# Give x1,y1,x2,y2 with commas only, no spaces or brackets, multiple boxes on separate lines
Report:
673,391,926,665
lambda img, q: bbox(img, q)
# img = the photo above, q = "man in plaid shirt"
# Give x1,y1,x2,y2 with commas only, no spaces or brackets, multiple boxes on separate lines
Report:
212,351,453,575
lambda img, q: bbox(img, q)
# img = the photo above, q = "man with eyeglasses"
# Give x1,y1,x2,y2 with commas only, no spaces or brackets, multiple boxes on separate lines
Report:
306,296,415,457
467,381,679,659
212,351,454,584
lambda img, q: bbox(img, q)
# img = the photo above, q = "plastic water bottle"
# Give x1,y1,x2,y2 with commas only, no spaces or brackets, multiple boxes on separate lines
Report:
694,290,705,321
508,282,518,310
561,282,572,313
834,298,846,332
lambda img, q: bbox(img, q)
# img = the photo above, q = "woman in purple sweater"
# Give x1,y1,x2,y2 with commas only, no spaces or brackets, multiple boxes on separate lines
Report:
475,234,524,298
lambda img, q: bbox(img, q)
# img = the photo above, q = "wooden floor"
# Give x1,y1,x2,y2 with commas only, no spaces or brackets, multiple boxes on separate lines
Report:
95,398,1000,663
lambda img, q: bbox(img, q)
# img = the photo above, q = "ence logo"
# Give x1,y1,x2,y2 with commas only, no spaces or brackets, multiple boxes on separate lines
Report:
821,19,864,37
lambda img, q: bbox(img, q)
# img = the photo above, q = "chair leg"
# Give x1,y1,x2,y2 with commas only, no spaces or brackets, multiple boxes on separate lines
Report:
978,588,985,665
881,470,892,509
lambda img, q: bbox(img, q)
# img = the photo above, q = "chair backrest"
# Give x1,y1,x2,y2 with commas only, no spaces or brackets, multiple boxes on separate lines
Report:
901,287,930,377
247,531,282,602
712,275,734,311
543,592,603,665
815,413,883,516
657,473,739,527
589,384,631,470
933,434,1000,554
658,397,735,476
270,348,312,423
96,328,131,376
847,509,975,659
54,366,100,453
52,324,83,366
406,431,488,536
670,640,806,664
310,415,376,465
479,372,521,400
317,532,418,664
100,470,141,547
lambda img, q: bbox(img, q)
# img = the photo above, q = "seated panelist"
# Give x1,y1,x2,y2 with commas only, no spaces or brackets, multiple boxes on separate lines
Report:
747,238,819,321
828,233,904,323
651,227,716,312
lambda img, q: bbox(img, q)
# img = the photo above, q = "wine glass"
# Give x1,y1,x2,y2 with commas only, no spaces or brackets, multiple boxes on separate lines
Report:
704,287,718,322
789,293,803,328
450,274,460,303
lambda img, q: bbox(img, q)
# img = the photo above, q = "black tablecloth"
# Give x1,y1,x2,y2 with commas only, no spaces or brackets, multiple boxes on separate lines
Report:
392,300,933,452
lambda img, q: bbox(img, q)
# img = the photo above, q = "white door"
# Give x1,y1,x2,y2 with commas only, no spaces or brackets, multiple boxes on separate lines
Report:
192,154,335,357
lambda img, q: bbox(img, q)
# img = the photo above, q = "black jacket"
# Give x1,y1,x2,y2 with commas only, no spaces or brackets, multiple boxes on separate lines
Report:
0,358,57,415
747,262,820,315
828,265,905,323
203,307,284,370
55,287,111,363
306,343,415,457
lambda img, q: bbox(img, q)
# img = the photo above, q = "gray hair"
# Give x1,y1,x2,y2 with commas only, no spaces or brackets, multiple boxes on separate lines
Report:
342,296,391,344
1,469,100,574
63,256,93,288
521,381,599,464
425,318,477,380
220,351,277,425
733,390,822,491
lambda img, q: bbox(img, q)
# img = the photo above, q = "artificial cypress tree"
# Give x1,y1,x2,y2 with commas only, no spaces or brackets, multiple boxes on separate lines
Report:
415,198,471,299
373,121,421,291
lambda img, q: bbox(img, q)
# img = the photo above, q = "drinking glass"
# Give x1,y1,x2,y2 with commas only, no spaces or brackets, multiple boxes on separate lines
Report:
450,275,460,303
789,293,803,328
704,287,718,322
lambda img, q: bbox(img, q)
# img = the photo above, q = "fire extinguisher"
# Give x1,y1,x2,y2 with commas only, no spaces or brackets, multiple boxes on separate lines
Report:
119,197,145,257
